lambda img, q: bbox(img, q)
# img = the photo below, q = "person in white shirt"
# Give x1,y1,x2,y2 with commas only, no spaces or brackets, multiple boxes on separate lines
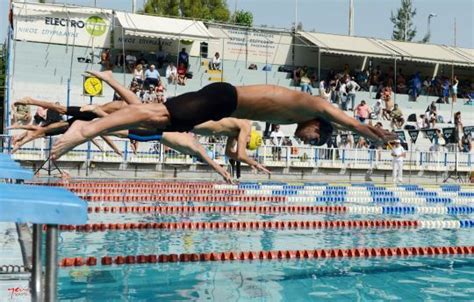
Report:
372,98,383,120
391,139,406,183
345,78,360,110
210,52,221,70
270,124,285,161
165,63,178,85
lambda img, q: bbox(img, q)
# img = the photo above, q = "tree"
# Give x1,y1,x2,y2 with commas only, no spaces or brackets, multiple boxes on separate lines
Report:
233,10,253,27
143,0,231,22
390,0,417,42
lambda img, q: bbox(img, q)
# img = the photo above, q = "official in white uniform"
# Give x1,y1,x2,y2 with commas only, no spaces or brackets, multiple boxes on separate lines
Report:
391,139,406,183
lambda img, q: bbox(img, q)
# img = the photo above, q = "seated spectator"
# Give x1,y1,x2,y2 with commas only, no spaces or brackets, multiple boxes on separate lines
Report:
248,63,258,70
421,76,431,95
133,64,144,85
177,63,187,86
293,67,302,86
144,64,160,88
209,52,221,70
178,48,189,69
356,137,369,149
137,52,148,66
11,103,31,126
461,133,472,153
100,48,112,70
416,114,428,129
165,63,178,85
156,45,167,68
142,85,157,103
262,64,272,71
270,124,285,161
390,104,404,129
125,53,137,72
354,100,371,123
339,134,353,149
430,129,446,152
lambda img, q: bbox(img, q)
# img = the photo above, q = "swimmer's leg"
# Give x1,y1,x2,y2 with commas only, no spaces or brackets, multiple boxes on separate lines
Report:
52,103,170,158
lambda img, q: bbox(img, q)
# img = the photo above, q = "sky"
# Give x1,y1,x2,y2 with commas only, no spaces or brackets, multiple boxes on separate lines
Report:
1,0,473,48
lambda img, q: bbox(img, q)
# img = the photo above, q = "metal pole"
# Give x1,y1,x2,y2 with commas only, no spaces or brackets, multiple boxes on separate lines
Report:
175,38,180,97
31,224,43,302
44,225,58,302
317,48,321,85
393,58,397,103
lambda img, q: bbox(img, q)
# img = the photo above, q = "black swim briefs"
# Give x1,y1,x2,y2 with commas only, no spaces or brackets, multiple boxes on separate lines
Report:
163,82,237,132
65,106,98,125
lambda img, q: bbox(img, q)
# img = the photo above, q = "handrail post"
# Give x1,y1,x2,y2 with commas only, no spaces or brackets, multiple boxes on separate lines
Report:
31,224,43,302
44,225,58,302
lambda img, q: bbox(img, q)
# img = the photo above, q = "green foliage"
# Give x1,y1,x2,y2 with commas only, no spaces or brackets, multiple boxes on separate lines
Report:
390,0,417,42
233,10,253,27
143,0,230,22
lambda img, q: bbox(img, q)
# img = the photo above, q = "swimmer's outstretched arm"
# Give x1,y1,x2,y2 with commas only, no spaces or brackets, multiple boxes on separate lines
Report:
86,71,141,105
14,97,67,115
99,136,123,157
161,133,234,184
319,101,396,143
10,121,69,153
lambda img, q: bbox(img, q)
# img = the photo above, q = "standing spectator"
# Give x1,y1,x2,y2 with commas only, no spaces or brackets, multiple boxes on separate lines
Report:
390,104,405,129
178,48,189,69
454,111,463,150
441,77,450,103
165,63,178,85
345,77,360,110
156,45,167,68
391,139,406,183
451,75,459,103
100,48,112,70
354,100,371,123
133,64,144,86
382,87,394,120
144,65,160,88
422,76,431,95
408,72,421,102
125,53,137,72
293,67,302,86
372,98,383,120
270,124,285,161
300,67,312,94
210,52,221,70
177,63,187,86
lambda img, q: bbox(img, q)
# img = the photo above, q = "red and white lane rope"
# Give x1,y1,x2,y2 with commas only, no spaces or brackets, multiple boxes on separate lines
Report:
59,245,474,267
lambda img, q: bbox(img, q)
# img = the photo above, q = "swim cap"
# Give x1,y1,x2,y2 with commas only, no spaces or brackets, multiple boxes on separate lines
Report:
247,130,263,150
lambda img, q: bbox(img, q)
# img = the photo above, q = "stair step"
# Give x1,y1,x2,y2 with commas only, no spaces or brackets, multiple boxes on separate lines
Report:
208,76,224,82
206,69,222,75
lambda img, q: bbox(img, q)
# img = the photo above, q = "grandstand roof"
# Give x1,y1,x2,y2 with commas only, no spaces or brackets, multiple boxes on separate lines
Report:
298,31,473,67
115,12,215,42
298,32,396,59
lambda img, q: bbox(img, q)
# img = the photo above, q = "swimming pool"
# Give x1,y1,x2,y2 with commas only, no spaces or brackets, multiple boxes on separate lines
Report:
55,181,474,301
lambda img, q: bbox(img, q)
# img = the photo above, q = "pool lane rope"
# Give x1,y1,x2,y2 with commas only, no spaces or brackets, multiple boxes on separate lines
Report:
87,205,473,215
59,219,473,232
59,245,474,267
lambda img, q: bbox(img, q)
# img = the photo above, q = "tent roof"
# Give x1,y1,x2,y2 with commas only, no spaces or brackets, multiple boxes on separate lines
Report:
115,11,215,42
298,30,473,66
298,31,396,59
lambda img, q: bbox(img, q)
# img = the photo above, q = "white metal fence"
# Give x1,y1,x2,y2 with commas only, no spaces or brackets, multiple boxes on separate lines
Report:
1,135,472,173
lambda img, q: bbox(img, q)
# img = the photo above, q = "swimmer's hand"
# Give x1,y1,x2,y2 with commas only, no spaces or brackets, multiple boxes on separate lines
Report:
220,170,235,184
85,70,113,82
80,104,99,113
251,163,271,175
370,125,398,144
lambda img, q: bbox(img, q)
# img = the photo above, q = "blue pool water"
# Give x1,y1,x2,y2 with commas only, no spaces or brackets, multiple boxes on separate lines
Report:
57,183,474,301
60,256,474,301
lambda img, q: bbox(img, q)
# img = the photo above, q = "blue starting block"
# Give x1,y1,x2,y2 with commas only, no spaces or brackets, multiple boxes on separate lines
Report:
1,153,87,302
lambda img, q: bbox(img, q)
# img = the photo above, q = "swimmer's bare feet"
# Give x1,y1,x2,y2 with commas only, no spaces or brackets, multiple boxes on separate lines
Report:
80,104,99,113
52,120,90,159
14,97,34,106
86,70,113,82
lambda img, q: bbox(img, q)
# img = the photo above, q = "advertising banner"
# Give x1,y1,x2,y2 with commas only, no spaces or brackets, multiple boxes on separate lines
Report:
13,2,112,48
207,24,292,65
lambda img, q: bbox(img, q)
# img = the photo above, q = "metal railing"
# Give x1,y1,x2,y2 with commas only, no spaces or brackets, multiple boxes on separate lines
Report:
1,135,472,173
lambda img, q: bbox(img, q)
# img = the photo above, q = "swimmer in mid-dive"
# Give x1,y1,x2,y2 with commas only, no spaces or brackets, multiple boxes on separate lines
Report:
52,70,396,159
11,98,236,183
